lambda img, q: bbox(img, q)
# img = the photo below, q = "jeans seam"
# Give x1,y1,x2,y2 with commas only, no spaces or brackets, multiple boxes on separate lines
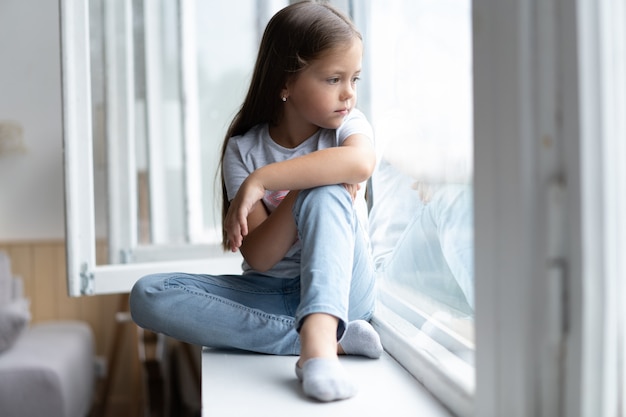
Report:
168,282,296,325
164,275,299,296
282,281,300,317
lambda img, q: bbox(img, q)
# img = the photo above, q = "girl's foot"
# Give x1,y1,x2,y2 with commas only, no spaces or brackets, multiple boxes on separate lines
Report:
297,313,357,401
338,320,383,359
295,358,357,402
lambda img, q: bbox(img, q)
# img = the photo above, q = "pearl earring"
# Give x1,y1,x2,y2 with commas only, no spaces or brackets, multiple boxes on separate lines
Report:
281,96,287,102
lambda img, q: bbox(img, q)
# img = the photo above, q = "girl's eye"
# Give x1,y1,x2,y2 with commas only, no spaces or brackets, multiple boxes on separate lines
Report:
328,77,340,84
351,76,361,84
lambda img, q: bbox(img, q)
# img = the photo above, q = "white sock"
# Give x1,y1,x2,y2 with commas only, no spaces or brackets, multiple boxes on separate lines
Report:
338,320,383,359
295,358,357,402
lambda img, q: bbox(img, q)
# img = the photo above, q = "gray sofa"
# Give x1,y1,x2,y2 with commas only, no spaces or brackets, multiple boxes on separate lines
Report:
0,251,95,417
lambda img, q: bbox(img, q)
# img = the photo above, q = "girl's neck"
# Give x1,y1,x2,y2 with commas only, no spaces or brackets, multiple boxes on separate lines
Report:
268,122,320,149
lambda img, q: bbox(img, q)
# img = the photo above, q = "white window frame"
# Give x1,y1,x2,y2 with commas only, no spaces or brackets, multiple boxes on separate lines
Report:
60,0,242,296
470,0,566,412
103,0,137,264
565,0,626,416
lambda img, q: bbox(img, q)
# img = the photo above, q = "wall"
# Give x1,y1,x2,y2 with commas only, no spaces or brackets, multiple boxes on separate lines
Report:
0,0,65,240
0,1,143,415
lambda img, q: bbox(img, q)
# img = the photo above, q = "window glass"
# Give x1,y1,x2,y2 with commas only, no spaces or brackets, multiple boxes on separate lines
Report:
139,0,186,245
195,1,288,242
363,0,475,358
89,0,187,254
86,0,286,264
88,0,107,242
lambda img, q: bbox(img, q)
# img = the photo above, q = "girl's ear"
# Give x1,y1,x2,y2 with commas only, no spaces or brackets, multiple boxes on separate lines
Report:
281,75,295,101
280,90,288,101
280,84,290,102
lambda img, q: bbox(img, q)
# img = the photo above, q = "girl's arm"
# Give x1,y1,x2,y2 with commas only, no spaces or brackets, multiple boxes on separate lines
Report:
236,191,299,271
235,183,360,271
251,134,375,191
225,133,375,254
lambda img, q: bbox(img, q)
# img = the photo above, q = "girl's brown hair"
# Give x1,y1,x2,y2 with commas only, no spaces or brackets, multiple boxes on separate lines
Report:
219,1,361,249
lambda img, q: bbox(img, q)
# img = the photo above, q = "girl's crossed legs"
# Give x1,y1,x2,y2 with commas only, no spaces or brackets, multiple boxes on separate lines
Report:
130,185,380,400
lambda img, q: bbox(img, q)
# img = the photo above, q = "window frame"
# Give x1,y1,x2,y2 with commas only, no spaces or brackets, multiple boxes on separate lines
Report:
60,0,244,296
471,0,569,414
565,0,626,415
469,0,623,415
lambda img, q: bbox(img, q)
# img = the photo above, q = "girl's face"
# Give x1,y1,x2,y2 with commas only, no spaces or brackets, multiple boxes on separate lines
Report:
282,38,363,136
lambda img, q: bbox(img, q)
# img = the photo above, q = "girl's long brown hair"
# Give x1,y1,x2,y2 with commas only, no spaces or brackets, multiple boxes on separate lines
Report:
218,1,361,250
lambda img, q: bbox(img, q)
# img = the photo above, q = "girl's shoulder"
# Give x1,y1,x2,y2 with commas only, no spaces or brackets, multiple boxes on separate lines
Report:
230,123,266,142
337,108,374,143
227,124,268,150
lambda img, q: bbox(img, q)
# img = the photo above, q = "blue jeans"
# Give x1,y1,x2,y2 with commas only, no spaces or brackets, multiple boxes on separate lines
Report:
130,185,377,355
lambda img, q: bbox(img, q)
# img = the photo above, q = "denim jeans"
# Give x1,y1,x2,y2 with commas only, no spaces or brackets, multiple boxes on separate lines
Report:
130,185,377,355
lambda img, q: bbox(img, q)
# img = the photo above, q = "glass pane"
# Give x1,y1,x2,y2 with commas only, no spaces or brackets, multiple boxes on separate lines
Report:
89,0,187,260
365,0,475,357
195,0,288,241
89,0,108,250
87,0,286,263
140,0,186,246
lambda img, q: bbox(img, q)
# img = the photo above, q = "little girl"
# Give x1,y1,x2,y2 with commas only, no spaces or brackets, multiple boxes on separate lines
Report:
130,1,381,402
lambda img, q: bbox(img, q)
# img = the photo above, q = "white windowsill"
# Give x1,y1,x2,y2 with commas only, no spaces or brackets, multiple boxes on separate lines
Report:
201,348,454,417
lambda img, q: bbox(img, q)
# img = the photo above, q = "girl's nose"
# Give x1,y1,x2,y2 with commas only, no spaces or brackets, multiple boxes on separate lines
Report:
341,83,356,102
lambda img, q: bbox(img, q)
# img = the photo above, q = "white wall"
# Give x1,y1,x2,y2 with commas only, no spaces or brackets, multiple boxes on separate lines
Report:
0,0,65,240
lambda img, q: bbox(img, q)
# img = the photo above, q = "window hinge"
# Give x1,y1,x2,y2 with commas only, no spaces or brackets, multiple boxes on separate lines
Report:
541,178,568,417
546,178,568,335
80,262,95,295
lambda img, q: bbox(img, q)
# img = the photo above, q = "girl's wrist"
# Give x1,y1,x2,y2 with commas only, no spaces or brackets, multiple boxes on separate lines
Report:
243,172,266,201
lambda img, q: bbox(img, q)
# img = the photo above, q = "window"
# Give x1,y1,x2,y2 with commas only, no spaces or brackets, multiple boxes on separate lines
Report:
61,0,286,295
351,1,475,414
60,0,625,416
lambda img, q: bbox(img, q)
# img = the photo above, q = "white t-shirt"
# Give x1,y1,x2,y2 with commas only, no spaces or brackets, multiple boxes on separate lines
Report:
223,109,374,278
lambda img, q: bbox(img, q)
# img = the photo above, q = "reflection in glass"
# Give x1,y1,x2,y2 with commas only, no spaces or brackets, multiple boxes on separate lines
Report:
365,0,474,355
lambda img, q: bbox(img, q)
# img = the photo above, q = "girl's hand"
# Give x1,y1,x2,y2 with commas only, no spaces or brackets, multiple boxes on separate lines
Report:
224,177,265,252
343,182,361,203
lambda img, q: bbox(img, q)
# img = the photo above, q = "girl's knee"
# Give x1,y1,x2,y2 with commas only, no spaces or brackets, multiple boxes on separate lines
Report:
129,273,164,327
296,185,351,211
130,274,158,300
299,184,347,199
